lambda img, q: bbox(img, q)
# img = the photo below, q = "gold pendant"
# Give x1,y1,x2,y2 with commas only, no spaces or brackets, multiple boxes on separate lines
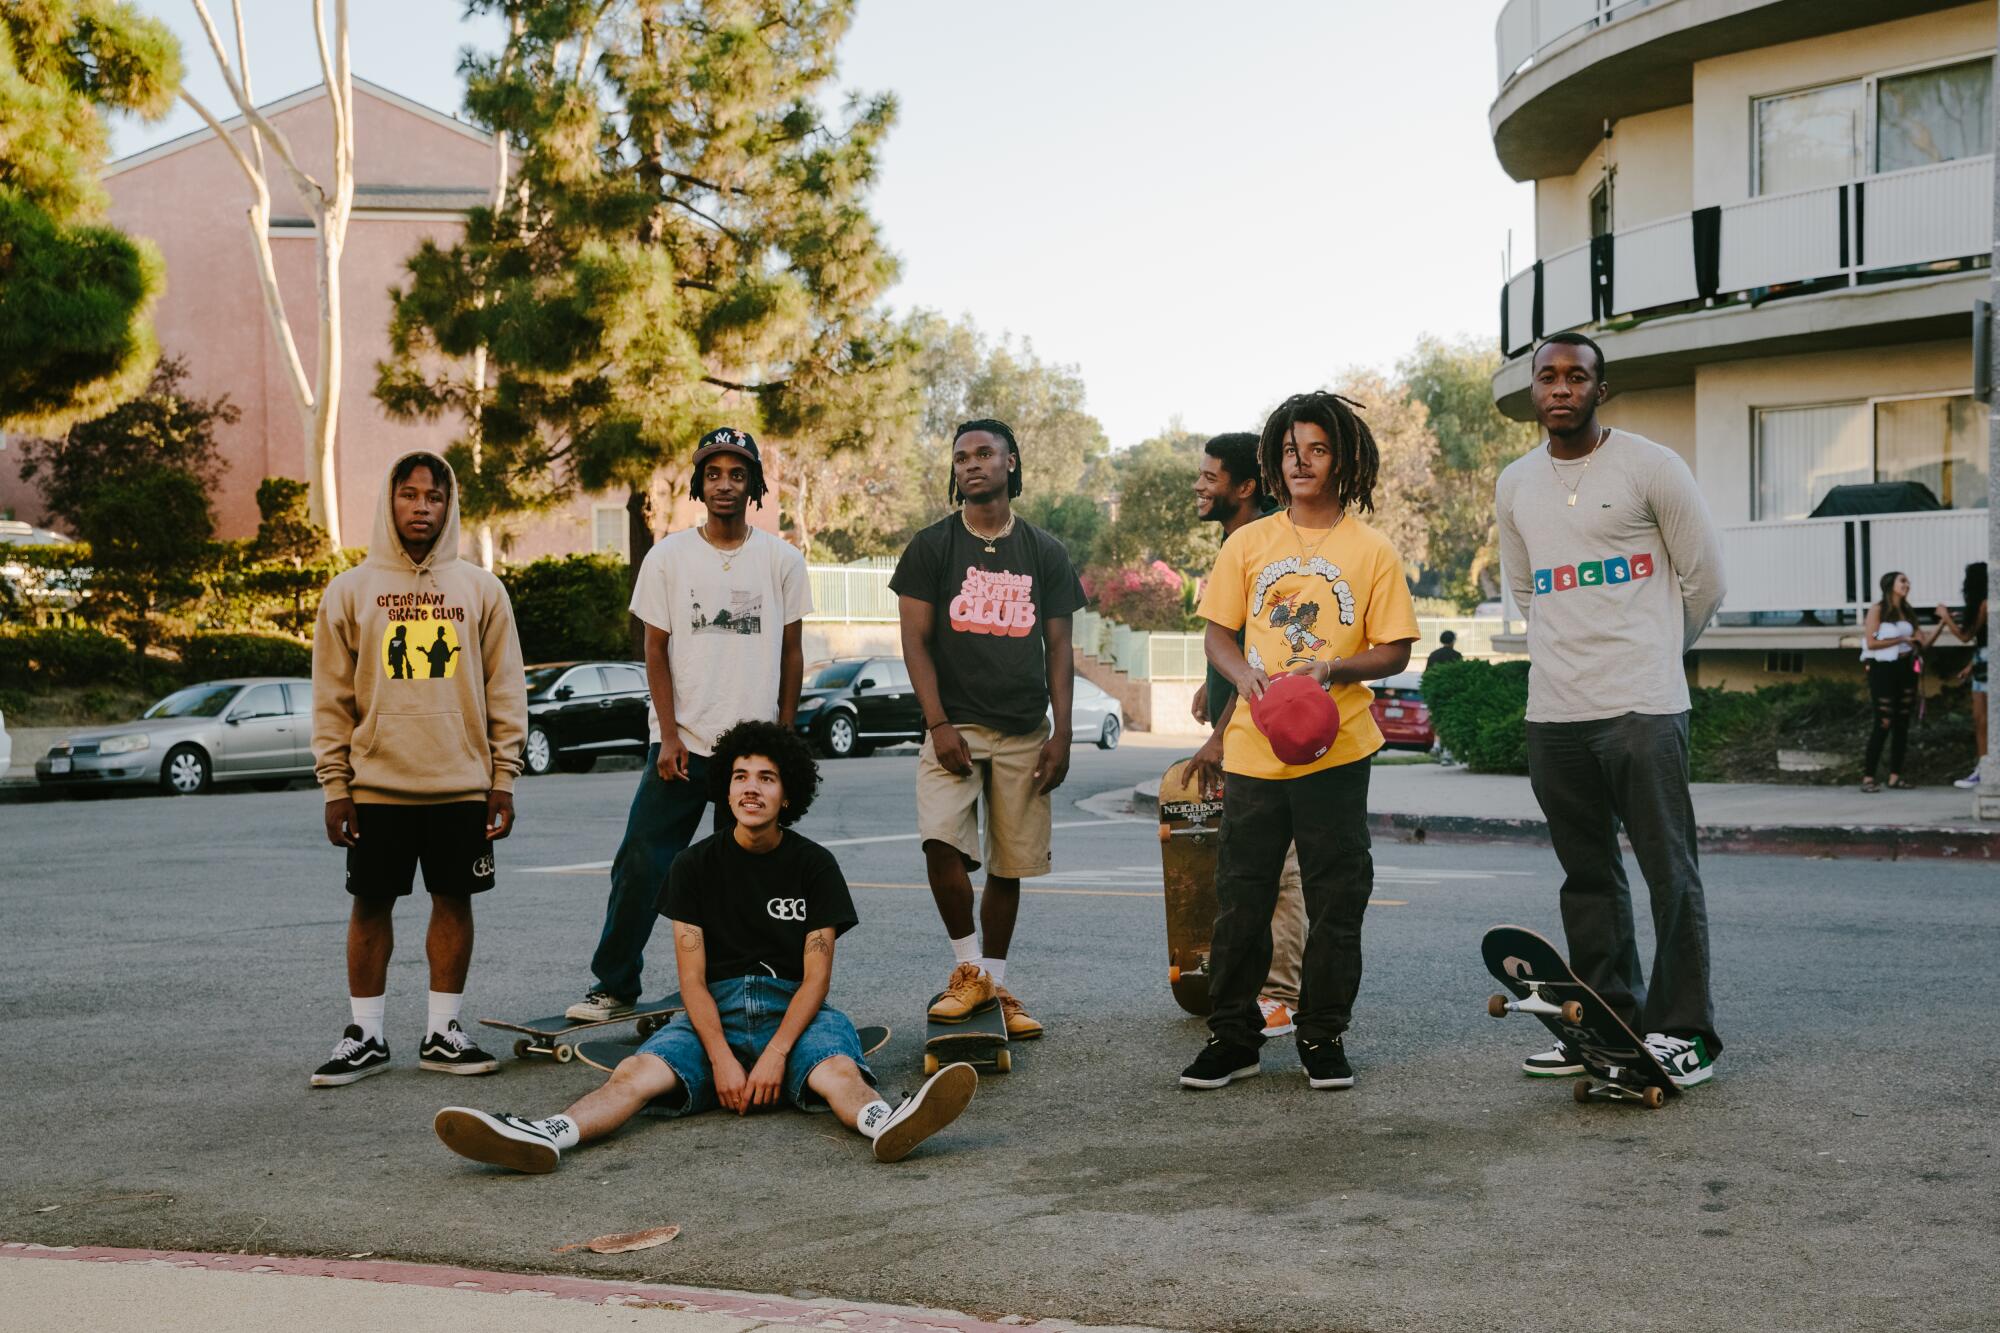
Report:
983,543,996,553
1567,494,1577,506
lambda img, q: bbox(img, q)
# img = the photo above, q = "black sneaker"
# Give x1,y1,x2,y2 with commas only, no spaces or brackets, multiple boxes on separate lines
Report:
310,1025,390,1087
1297,1035,1354,1090
434,1108,563,1173
1523,1039,1584,1077
419,1020,499,1075
1179,1037,1260,1090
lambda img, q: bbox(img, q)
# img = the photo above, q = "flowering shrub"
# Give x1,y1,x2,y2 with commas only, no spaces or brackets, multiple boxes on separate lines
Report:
1084,561,1193,631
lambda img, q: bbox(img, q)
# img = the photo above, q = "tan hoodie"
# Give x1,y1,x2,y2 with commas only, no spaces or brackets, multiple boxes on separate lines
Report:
312,452,527,804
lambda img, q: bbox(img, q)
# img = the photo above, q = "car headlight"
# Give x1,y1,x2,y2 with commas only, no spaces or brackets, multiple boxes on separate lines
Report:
798,697,825,712
97,734,152,755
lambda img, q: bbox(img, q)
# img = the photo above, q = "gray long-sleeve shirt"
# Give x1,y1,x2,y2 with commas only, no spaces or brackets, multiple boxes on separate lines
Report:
1495,429,1725,723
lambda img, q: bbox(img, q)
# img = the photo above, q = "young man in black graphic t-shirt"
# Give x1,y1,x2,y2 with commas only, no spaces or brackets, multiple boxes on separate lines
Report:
435,722,977,1169
892,419,1085,1040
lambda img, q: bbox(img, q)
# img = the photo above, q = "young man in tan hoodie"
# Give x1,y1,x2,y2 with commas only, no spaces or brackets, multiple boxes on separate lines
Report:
309,451,528,1087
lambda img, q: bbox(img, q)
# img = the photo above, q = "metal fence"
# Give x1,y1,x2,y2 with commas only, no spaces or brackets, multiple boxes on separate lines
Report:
805,563,898,622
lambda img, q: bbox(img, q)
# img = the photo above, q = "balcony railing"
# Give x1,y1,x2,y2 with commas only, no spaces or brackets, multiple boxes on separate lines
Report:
1496,0,1670,88
1499,155,1994,358
1718,509,1988,615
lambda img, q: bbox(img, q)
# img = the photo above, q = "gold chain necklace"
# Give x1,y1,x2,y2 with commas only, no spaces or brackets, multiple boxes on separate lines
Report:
700,522,749,571
961,508,1016,555
1548,426,1610,507
1288,510,1343,567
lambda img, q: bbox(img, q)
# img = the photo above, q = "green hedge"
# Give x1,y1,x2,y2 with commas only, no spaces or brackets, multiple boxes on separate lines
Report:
179,631,311,680
500,553,631,664
0,625,134,684
1424,662,1977,784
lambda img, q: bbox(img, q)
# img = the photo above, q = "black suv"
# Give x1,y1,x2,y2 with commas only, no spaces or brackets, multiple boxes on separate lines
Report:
794,657,924,758
524,661,651,775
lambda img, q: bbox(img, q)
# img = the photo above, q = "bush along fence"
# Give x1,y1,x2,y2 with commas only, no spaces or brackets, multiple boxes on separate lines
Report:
1422,657,1979,785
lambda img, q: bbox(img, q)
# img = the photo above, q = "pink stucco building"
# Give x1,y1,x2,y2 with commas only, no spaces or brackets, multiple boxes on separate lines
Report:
0,78,775,561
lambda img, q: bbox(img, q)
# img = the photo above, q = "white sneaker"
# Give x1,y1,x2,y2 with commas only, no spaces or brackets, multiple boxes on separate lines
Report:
1954,770,1982,790
1643,1033,1715,1088
434,1108,565,1173
1257,996,1297,1038
871,1062,977,1163
564,990,636,1022
1522,1040,1583,1077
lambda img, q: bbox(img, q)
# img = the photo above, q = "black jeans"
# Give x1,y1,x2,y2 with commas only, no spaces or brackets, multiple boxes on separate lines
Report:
1525,711,1721,1056
588,746,732,1000
1207,758,1373,1048
1863,658,1917,779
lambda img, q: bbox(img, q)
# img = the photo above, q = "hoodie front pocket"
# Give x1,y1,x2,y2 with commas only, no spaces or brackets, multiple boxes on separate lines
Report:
354,710,489,795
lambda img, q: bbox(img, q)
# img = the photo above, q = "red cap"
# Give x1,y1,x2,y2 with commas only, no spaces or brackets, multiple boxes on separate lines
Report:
1249,672,1341,766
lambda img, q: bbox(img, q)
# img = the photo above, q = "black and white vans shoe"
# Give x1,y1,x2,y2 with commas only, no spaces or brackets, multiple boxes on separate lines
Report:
871,1062,977,1163
419,1020,499,1075
1523,1040,1584,1077
434,1108,564,1173
564,990,635,1022
1297,1035,1355,1090
310,1025,391,1087
1179,1037,1261,1090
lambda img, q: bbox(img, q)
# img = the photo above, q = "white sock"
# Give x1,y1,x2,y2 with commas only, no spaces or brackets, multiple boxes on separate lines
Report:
426,990,463,1036
981,957,1007,986
855,1099,895,1139
534,1115,581,1150
950,933,979,967
350,994,386,1044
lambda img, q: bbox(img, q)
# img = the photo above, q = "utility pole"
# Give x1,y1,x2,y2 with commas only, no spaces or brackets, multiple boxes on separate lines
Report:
1982,20,2000,821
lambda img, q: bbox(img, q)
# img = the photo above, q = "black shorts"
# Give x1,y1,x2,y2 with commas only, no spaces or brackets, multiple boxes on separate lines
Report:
345,802,495,898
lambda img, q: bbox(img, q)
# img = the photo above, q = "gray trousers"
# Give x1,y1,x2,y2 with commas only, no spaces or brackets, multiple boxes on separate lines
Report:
1525,712,1722,1056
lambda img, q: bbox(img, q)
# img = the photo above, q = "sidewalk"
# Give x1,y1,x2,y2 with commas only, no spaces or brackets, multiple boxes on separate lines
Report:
1136,759,1999,860
0,1244,1169,1333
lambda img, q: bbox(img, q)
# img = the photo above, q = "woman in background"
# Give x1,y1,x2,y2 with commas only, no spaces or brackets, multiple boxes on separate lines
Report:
1858,571,1938,793
1933,562,1989,791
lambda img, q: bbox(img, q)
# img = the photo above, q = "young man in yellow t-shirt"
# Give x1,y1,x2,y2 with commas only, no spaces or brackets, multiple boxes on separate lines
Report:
1179,392,1419,1092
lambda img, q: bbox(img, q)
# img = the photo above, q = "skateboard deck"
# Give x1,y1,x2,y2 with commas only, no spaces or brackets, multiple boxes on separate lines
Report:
574,1024,892,1075
479,993,683,1063
1481,925,1679,1109
924,995,1008,1075
1158,757,1223,1016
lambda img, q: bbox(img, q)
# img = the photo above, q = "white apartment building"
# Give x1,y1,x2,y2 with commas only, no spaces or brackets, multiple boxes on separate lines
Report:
1490,0,1991,684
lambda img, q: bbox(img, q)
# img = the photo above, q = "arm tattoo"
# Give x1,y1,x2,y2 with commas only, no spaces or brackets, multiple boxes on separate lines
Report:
804,931,833,957
675,924,704,949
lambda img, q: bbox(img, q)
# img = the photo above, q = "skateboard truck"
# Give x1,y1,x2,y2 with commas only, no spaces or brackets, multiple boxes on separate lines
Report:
1486,983,1583,1026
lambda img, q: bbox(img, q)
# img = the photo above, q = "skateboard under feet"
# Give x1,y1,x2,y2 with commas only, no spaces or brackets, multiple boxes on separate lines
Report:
479,993,683,1063
924,994,1008,1075
1481,925,1678,1109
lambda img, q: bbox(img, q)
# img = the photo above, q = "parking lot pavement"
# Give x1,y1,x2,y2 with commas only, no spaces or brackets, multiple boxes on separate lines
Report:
6,747,1998,1332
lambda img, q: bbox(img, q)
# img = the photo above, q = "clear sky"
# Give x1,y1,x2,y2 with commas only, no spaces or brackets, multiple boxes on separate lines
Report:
115,1,1535,449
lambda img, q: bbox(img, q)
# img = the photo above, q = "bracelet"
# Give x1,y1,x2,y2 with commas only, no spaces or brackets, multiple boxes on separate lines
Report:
928,719,950,731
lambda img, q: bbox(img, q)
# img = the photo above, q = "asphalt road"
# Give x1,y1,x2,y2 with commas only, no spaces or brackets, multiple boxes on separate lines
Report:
4,742,1996,1333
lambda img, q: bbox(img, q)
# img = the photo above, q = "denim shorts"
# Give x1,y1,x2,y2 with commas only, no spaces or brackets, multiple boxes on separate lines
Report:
635,974,873,1116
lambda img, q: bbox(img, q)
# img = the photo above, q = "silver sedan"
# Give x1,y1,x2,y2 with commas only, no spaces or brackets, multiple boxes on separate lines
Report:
36,677,315,796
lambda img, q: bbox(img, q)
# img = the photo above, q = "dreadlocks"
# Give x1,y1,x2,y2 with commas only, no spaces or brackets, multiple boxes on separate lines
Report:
1257,391,1380,515
947,418,1024,504
690,456,769,509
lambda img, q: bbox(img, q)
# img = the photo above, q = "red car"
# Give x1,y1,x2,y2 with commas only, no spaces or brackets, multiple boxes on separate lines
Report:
1369,670,1434,750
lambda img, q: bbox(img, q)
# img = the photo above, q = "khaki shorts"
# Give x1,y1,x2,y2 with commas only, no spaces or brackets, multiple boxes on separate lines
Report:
916,720,1054,878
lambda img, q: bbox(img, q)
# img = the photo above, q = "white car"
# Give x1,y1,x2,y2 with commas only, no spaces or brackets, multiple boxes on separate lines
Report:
0,705,12,775
1056,678,1123,750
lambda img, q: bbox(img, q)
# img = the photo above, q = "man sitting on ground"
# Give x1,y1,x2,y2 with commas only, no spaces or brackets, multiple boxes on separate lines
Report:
434,721,977,1169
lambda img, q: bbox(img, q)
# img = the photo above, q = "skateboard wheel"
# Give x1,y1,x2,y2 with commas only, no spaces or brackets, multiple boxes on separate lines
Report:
1559,1001,1584,1025
1168,965,1182,983
1486,994,1509,1019
923,1053,940,1076
1572,1079,1593,1105
1642,1086,1666,1109
994,1049,1012,1073
1157,823,1171,844
554,1044,574,1063
513,1039,531,1059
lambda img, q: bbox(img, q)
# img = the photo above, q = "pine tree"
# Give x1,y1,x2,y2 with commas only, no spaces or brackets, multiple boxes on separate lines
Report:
0,0,182,433
375,0,913,572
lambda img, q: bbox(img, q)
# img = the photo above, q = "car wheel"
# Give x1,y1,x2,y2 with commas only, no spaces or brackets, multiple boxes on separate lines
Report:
525,726,555,776
160,744,211,796
822,712,858,759
1097,716,1121,751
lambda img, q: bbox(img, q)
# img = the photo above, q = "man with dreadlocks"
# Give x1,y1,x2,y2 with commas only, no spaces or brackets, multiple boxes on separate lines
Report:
566,427,811,1025
1179,393,1419,1092
893,419,1086,1041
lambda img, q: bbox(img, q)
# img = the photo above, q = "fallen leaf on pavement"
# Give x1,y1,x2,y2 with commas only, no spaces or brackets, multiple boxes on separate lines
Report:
555,1224,682,1255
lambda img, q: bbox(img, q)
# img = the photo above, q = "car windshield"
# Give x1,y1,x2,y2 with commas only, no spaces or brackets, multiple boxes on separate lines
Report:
524,666,569,694
806,661,862,689
143,684,240,719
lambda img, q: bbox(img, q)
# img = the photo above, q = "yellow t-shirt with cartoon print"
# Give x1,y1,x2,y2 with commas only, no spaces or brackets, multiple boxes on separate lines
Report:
1196,512,1420,780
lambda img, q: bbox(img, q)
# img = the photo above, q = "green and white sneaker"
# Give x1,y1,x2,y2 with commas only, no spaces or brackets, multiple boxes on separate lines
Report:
1644,1033,1715,1088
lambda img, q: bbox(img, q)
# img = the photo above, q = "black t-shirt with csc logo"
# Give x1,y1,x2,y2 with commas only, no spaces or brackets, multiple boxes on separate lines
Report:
659,830,858,982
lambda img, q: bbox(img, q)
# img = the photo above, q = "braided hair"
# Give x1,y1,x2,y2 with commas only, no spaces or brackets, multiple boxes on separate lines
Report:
690,455,769,509
1257,391,1379,514
948,418,1023,504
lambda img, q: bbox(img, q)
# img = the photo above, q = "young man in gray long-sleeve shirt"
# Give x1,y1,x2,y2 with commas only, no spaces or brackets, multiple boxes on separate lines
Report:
1494,332,1726,1088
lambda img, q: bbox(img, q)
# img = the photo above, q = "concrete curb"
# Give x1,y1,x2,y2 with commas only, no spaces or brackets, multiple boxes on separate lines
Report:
1131,782,2000,862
